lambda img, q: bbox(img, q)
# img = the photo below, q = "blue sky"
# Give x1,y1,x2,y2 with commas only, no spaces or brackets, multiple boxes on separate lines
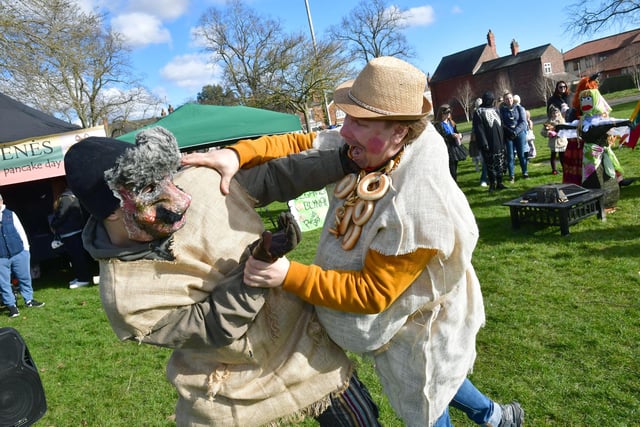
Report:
77,0,637,109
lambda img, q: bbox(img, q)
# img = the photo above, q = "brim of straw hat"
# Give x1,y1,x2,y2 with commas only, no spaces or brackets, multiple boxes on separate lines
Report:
333,79,432,120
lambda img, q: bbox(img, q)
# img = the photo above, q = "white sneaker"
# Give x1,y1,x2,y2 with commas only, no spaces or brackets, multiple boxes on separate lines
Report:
69,279,91,289
480,182,488,187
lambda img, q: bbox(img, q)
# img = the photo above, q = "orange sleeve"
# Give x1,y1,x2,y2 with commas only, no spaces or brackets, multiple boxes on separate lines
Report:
231,133,317,168
282,248,437,314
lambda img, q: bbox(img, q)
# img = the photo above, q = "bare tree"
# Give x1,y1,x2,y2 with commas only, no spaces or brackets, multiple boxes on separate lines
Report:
494,74,512,101
454,81,475,122
0,0,157,127
328,0,415,65
196,0,351,128
276,39,352,131
196,0,304,111
533,75,556,106
565,0,640,36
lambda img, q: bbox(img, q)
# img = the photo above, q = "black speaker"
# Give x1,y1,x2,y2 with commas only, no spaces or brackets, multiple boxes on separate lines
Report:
0,327,47,427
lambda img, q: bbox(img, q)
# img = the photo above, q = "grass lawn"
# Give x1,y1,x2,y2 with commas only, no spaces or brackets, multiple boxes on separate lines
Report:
1,94,639,426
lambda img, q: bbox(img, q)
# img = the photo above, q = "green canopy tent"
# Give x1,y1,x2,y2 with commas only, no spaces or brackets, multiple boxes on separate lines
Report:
118,103,302,149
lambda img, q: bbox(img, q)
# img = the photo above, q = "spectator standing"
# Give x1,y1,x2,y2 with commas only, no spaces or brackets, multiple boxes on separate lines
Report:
514,95,536,159
0,194,45,317
433,104,467,182
524,109,537,158
473,91,506,192
500,91,529,181
468,98,488,187
50,187,95,288
547,81,570,117
541,105,568,175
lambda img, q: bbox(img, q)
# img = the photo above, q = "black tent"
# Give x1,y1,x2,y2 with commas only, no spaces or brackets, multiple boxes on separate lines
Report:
0,93,81,265
0,92,79,143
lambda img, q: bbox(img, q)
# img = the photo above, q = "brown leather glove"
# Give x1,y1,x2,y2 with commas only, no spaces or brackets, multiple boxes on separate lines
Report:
250,212,302,263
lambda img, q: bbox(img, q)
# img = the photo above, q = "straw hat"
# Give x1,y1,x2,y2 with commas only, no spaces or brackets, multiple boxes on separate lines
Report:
333,56,432,120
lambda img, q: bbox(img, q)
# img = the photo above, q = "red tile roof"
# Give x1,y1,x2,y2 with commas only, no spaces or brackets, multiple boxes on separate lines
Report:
563,28,640,60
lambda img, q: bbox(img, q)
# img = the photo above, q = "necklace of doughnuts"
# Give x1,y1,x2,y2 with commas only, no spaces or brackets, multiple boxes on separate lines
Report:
329,149,403,251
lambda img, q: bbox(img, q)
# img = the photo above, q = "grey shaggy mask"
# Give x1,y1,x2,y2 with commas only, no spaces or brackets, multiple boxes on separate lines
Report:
105,126,181,193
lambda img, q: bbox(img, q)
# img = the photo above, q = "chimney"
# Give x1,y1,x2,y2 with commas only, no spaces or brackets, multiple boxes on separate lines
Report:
510,39,519,56
487,30,497,57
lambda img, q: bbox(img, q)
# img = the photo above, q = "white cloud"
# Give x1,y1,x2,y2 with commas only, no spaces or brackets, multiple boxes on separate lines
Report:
112,13,172,48
190,26,209,49
451,5,463,14
73,0,97,13
399,6,435,27
160,53,221,90
80,0,189,20
126,0,190,20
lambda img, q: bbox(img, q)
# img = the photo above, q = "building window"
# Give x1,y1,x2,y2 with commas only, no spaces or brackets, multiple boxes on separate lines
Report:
543,62,552,74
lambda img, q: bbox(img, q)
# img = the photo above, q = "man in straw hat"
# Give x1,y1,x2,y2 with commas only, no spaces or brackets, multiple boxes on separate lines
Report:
183,56,524,427
63,127,382,426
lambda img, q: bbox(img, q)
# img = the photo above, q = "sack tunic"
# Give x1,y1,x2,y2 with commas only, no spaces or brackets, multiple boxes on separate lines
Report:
90,167,352,426
314,125,485,426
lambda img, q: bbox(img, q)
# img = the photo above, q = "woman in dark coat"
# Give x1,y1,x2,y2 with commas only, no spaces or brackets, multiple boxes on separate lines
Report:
472,91,506,192
433,104,466,182
546,81,570,118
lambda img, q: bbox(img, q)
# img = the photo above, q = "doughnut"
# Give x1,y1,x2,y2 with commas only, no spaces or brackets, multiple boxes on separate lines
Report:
337,205,354,235
357,172,390,201
334,173,357,199
335,206,345,223
352,199,374,226
341,224,362,251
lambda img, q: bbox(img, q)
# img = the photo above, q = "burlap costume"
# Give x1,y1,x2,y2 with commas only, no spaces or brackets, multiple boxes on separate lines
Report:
82,155,353,426
313,125,486,426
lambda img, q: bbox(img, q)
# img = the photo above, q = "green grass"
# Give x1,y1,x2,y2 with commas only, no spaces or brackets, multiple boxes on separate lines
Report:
2,97,639,425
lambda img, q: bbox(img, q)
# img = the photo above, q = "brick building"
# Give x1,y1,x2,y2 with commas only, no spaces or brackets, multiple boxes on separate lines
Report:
429,30,572,121
563,28,640,80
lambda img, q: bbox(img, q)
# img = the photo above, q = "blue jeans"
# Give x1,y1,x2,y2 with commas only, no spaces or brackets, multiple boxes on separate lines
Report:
433,379,501,426
505,131,529,178
0,250,33,306
480,160,488,184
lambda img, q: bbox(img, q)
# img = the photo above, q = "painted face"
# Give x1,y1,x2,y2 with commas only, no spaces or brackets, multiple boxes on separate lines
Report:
580,91,595,115
339,115,407,170
580,88,611,117
116,175,192,242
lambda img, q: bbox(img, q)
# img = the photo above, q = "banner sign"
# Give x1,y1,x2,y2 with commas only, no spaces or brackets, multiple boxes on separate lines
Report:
288,188,330,232
1,126,106,185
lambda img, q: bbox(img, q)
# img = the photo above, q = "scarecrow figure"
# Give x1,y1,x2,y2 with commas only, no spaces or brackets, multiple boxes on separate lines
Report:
559,88,631,208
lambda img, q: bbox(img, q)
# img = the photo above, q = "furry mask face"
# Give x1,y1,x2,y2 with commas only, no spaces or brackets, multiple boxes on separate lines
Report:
105,126,192,242
116,176,191,242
